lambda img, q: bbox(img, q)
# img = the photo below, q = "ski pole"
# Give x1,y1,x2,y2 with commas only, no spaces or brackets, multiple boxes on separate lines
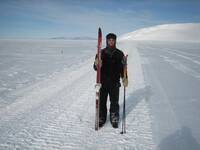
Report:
121,55,128,134
121,86,126,134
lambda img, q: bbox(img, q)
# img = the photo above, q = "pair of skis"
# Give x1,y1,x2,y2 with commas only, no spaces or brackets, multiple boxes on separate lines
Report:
95,28,102,131
94,28,128,134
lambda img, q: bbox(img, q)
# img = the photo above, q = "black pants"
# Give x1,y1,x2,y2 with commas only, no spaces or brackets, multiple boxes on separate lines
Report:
99,82,120,120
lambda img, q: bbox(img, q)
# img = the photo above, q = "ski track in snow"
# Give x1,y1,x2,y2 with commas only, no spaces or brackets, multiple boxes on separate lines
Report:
160,49,200,79
0,41,155,149
136,41,200,149
138,44,200,80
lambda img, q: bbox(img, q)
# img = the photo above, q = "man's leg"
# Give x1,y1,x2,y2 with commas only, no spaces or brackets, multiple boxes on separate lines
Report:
99,85,108,127
109,84,120,128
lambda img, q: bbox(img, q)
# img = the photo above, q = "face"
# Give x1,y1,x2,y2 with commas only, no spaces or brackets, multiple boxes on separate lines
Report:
107,38,115,47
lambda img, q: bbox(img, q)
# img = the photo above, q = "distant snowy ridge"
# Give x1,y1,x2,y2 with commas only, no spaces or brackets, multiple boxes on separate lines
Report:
51,36,96,40
119,23,200,42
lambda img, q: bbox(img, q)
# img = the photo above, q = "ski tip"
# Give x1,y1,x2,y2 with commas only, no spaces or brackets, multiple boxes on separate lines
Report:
98,28,102,38
98,27,102,33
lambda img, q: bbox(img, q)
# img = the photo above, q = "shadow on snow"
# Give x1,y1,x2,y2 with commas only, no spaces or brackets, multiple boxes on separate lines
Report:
159,126,200,150
119,85,152,123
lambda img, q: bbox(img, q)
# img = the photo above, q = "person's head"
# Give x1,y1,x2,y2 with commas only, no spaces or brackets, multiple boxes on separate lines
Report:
106,33,117,49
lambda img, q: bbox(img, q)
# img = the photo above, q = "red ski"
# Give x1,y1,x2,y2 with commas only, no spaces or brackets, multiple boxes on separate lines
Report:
95,28,102,130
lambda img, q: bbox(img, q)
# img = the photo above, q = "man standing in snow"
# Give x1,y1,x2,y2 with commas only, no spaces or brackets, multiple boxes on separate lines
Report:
93,33,128,128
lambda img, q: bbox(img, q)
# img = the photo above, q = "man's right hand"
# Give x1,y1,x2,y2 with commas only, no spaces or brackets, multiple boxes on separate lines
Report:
94,57,102,68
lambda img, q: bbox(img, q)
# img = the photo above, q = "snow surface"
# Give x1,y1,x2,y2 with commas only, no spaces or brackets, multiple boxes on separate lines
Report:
0,39,154,150
0,23,200,149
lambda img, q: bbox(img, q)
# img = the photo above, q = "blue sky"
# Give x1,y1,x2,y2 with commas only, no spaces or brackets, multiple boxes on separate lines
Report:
0,0,200,38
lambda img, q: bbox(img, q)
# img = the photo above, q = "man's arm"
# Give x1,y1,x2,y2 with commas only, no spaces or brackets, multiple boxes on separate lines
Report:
93,49,103,71
120,53,125,78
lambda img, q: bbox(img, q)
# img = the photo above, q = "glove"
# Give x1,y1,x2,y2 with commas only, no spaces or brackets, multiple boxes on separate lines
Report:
122,77,128,87
94,57,102,68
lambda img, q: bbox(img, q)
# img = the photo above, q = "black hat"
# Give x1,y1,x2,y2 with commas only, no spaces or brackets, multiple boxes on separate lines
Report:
106,33,117,40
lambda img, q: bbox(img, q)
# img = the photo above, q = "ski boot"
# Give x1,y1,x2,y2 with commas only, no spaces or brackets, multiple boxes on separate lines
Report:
110,112,119,128
99,117,106,128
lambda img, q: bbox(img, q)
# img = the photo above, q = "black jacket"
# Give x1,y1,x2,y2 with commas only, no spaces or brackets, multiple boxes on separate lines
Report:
94,47,125,86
